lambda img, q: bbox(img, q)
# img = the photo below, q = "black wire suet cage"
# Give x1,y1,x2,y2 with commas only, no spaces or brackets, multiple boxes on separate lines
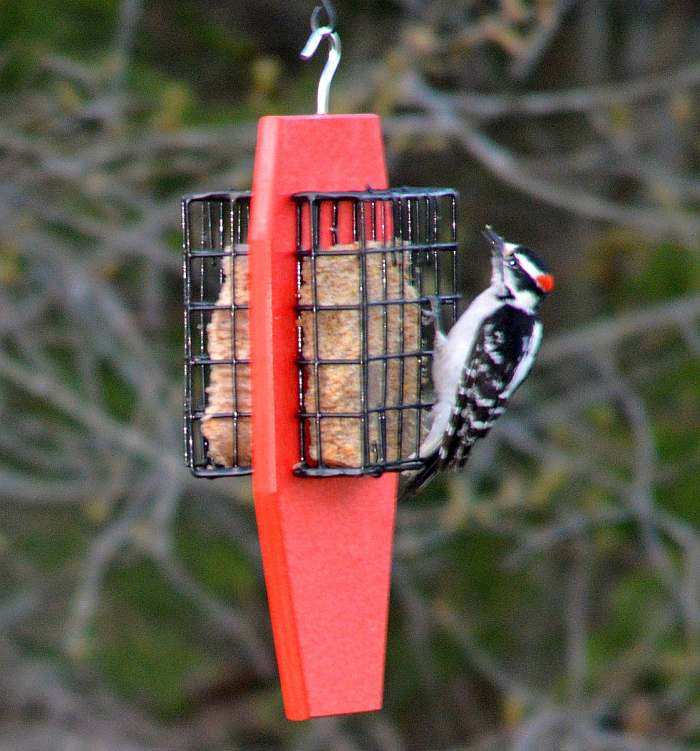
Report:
183,191,252,477
294,187,459,476
183,187,460,478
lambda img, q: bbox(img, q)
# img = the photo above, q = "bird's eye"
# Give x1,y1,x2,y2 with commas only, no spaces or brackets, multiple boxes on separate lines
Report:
507,257,518,268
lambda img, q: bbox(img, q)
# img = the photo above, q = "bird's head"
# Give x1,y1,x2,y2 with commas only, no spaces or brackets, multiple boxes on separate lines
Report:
483,226,554,311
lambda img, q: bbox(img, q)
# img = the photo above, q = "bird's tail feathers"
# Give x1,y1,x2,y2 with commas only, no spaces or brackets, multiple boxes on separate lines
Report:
398,453,441,501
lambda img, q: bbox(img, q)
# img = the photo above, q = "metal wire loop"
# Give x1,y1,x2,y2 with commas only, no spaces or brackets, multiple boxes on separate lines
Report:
300,1,341,115
310,0,336,31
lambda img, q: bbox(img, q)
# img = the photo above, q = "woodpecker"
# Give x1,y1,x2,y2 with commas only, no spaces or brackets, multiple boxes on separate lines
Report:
402,226,554,498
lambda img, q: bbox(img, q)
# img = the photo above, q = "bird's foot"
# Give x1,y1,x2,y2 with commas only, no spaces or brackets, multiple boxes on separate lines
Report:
422,295,443,331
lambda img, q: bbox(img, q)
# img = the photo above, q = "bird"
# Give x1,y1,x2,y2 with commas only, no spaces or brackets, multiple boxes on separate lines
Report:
401,226,554,498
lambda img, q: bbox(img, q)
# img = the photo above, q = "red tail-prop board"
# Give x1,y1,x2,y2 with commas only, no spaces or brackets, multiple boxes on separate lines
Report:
248,115,398,720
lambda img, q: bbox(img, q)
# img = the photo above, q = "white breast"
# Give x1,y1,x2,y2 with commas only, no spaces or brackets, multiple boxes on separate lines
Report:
419,287,502,457
437,288,502,401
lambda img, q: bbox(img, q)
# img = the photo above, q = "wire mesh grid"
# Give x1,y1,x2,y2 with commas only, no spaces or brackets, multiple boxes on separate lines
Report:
294,188,460,477
183,191,251,477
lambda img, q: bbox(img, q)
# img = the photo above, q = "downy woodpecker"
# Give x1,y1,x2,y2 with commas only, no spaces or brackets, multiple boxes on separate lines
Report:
402,227,554,497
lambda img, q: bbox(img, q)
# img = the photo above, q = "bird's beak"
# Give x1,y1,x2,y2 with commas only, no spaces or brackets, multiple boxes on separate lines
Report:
482,225,505,259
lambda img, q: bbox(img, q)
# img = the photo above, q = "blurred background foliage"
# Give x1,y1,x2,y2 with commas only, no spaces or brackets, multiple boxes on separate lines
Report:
0,1,699,750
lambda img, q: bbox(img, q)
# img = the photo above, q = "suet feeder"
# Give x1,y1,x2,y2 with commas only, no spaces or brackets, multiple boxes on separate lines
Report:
183,1,460,720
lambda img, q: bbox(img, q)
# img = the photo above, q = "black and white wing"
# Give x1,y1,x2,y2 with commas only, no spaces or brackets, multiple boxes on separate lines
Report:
403,305,542,497
439,305,542,469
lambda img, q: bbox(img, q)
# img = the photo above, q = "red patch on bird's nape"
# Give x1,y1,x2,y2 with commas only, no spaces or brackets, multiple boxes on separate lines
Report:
536,274,554,293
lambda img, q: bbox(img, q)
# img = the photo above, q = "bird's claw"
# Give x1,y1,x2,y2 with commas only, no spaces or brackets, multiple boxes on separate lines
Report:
422,295,443,332
422,295,441,320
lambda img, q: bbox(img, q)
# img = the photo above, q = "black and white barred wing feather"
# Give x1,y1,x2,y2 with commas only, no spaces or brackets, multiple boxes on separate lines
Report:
405,306,542,496
440,307,542,466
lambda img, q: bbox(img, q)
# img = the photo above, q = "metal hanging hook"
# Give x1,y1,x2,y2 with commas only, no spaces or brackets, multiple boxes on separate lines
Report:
300,0,341,115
